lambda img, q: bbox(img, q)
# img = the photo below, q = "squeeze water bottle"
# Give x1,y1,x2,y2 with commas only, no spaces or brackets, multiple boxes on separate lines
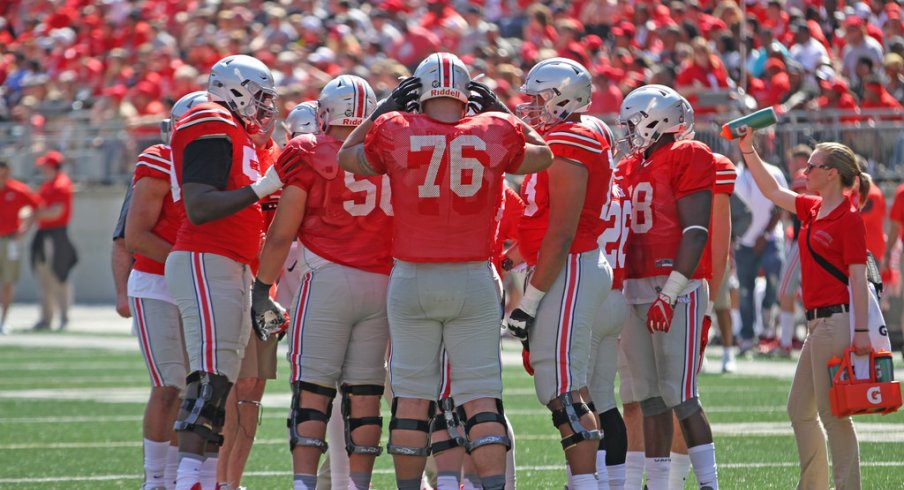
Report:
828,356,844,386
720,107,778,140
874,350,895,383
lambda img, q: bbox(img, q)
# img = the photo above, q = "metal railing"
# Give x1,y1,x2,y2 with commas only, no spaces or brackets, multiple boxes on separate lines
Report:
1,108,902,185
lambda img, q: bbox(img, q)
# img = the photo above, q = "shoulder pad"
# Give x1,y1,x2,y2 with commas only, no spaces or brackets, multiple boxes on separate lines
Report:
545,121,607,154
285,134,341,180
174,102,239,134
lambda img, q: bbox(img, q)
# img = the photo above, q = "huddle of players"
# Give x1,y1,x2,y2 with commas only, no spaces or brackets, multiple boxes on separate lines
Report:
123,49,733,490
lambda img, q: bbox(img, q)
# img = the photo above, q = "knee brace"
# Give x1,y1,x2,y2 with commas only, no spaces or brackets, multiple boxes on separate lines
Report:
457,399,512,453
287,381,336,453
674,397,703,421
639,396,670,417
340,383,384,456
550,392,601,450
598,407,627,465
387,397,435,457
173,371,232,446
429,397,467,454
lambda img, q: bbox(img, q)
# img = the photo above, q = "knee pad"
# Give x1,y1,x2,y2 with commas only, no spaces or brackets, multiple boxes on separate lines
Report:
429,397,467,454
457,398,512,454
639,396,670,417
550,392,601,450
340,383,384,456
287,381,336,453
173,371,232,446
387,397,435,457
674,397,703,421
598,408,627,465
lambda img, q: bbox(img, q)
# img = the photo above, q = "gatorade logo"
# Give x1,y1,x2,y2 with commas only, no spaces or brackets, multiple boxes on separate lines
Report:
867,386,882,405
879,324,888,336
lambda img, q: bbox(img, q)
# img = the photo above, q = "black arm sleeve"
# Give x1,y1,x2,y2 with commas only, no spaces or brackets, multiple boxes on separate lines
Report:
183,137,233,190
112,180,134,240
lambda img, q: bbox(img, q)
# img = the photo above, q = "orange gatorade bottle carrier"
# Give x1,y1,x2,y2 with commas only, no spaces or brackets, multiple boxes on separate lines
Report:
827,348,902,417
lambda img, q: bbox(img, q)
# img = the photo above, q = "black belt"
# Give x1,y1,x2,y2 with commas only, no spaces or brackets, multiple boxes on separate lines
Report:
805,304,849,321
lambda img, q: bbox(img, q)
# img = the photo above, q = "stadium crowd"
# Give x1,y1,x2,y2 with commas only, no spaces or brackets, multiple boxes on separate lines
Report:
3,0,904,131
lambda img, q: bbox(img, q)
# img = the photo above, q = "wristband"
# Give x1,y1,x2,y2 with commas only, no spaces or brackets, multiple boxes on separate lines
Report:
660,271,689,304
519,283,547,316
250,166,284,199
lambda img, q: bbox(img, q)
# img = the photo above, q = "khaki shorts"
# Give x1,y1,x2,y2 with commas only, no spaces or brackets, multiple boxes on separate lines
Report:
529,249,612,405
130,297,189,390
165,251,252,383
387,260,503,405
620,282,709,407
588,289,627,413
287,262,389,387
0,236,22,284
778,240,801,299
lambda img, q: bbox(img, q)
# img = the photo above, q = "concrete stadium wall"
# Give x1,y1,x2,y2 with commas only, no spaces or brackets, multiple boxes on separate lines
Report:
14,185,128,304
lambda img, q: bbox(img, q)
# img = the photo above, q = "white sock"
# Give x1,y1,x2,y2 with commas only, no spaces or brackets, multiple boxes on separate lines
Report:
144,438,170,486
436,474,460,490
779,311,794,348
200,455,217,490
596,450,610,490
293,473,317,490
165,445,179,490
644,457,671,490
730,309,741,338
175,456,202,490
571,473,598,490
668,452,691,490
624,452,645,490
461,474,481,490
607,464,626,490
688,443,718,490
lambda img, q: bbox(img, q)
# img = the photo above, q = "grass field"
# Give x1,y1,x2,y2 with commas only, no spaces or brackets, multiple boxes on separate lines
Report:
0,336,902,489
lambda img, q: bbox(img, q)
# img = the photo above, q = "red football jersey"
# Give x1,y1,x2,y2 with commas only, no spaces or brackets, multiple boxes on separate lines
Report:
493,184,525,275
622,140,716,280
364,112,526,262
132,144,182,276
519,119,613,266
598,163,631,290
170,102,264,265
257,138,280,229
283,133,393,274
700,153,737,276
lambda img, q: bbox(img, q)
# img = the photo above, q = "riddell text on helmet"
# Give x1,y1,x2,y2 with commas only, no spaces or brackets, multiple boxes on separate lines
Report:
429,89,460,98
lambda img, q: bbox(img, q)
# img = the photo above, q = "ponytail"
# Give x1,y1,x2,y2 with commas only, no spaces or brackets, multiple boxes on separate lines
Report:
857,172,872,210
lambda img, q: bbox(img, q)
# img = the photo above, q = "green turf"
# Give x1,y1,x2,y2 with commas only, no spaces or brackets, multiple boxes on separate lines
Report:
0,345,902,489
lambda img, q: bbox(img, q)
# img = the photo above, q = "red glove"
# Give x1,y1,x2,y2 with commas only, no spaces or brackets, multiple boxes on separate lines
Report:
521,345,534,376
700,314,712,354
647,293,676,333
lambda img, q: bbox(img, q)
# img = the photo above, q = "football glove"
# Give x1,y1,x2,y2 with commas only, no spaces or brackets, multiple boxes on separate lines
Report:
370,76,421,121
467,80,512,115
507,307,534,341
647,293,676,333
274,143,306,183
700,304,714,355
521,343,534,376
250,278,289,341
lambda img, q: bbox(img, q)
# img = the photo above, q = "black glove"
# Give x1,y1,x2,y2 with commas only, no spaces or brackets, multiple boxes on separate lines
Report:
506,307,534,343
250,278,288,342
467,80,512,115
370,76,422,121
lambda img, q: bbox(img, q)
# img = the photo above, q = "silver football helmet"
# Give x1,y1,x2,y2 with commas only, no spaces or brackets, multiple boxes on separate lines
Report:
285,101,321,137
317,75,376,130
413,52,471,106
160,91,209,144
517,57,593,131
617,84,694,158
207,55,277,134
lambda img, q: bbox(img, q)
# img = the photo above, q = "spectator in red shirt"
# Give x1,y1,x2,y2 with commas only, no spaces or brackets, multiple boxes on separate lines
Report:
764,57,792,107
589,65,624,116
860,75,904,120
676,36,731,114
817,78,860,123
0,159,41,334
883,182,904,275
30,150,78,331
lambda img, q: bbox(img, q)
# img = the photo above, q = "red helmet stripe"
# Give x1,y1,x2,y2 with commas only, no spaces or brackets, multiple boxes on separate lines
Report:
354,79,366,119
441,53,452,88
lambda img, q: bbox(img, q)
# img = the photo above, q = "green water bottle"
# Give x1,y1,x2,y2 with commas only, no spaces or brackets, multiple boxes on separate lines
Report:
720,107,778,140
828,356,843,386
874,350,894,383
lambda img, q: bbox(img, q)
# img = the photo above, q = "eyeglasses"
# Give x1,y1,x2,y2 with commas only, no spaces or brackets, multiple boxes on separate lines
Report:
805,163,832,173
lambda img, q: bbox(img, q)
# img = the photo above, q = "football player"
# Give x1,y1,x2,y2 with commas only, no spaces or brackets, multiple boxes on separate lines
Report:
120,91,207,490
337,52,552,490
165,55,296,490
617,85,719,490
253,76,390,490
507,58,614,490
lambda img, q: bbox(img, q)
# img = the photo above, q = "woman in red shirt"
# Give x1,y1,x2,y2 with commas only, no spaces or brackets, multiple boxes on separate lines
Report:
676,37,730,115
737,133,870,490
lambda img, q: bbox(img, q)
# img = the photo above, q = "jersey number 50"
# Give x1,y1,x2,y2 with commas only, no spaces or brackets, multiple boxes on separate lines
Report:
411,135,486,198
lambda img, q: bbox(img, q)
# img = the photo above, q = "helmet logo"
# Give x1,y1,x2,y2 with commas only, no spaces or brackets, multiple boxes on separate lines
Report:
432,80,441,88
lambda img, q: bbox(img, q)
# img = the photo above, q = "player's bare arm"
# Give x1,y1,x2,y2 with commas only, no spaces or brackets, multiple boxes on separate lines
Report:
181,137,260,224
182,183,259,225
673,190,713,278
336,120,379,176
709,193,732,302
124,177,172,263
737,130,797,212
529,157,588,291
110,237,133,318
257,185,308,285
